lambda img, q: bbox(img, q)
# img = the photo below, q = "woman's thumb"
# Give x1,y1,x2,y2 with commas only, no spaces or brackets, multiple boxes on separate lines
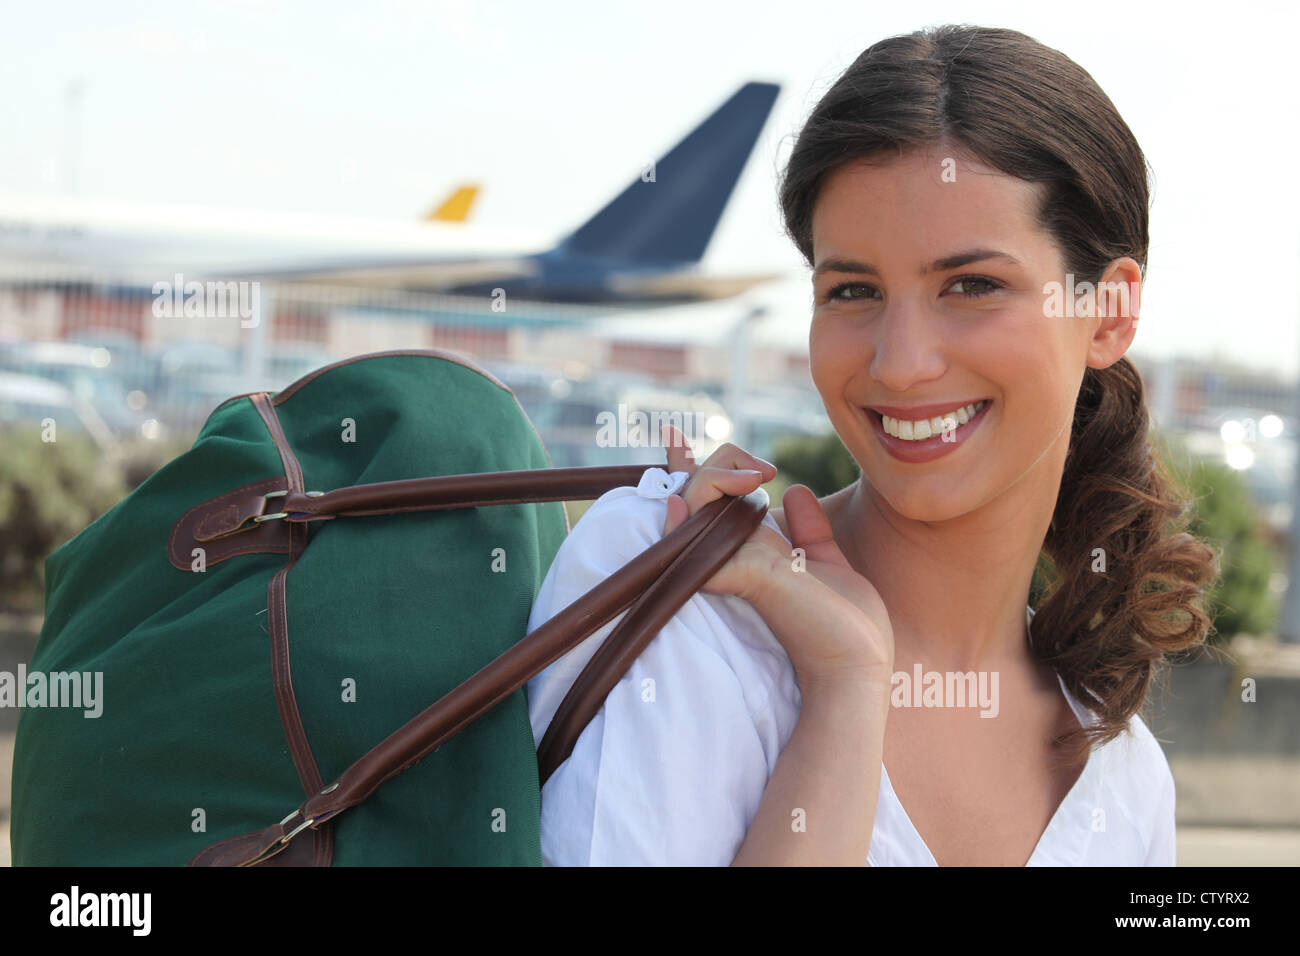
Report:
783,484,851,568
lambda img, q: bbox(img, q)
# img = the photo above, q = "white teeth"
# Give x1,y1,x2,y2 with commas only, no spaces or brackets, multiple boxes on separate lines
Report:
880,401,986,441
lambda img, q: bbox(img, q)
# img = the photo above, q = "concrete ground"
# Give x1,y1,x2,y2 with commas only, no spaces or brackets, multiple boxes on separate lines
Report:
1176,826,1300,865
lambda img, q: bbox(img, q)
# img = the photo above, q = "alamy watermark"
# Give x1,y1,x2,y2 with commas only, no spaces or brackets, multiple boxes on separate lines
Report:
1043,274,1139,325
891,664,999,717
50,886,150,935
0,665,102,718
152,273,260,328
595,405,708,458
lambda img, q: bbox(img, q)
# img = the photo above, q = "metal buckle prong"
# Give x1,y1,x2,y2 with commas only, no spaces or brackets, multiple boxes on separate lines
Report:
280,817,316,844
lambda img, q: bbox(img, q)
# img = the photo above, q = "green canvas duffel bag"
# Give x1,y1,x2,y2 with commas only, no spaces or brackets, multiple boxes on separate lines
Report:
10,349,766,866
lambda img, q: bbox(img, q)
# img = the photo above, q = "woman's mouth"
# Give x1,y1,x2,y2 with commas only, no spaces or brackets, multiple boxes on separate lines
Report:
862,399,992,463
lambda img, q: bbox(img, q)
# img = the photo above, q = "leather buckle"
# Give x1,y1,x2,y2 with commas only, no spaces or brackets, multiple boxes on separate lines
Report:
255,490,325,524
253,489,290,524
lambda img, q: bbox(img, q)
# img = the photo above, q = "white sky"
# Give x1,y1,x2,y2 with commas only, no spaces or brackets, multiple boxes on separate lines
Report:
3,0,1298,375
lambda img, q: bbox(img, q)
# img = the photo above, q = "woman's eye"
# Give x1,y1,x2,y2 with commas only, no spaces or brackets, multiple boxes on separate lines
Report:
821,277,1001,303
948,276,1001,297
825,282,877,302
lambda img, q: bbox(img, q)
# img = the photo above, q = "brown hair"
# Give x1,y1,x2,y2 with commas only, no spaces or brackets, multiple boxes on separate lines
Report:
778,24,1219,762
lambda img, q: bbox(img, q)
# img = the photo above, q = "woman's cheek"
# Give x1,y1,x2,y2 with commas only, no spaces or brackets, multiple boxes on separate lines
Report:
808,321,857,398
1021,367,1077,452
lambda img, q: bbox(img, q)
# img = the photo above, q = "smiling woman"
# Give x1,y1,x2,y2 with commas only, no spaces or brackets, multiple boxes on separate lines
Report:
525,23,1219,866
781,26,1219,769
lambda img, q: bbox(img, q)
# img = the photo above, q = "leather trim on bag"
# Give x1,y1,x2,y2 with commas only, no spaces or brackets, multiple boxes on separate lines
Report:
269,348,512,405
251,391,334,866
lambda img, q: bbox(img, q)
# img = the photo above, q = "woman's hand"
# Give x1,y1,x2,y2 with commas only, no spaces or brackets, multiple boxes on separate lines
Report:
660,426,894,688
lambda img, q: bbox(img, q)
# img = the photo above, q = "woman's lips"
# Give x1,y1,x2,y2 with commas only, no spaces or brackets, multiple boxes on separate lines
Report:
864,399,992,463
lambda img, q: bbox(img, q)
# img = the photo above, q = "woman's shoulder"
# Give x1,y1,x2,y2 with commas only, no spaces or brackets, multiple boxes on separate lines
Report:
1112,708,1176,797
1048,675,1176,867
1060,677,1175,824
1030,605,1175,800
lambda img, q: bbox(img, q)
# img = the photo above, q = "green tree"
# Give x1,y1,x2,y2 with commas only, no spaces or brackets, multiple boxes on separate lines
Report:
0,428,128,612
769,431,860,500
1157,435,1278,640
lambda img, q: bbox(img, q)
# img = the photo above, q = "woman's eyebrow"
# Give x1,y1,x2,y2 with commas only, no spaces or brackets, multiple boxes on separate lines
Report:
812,249,1021,277
928,249,1022,273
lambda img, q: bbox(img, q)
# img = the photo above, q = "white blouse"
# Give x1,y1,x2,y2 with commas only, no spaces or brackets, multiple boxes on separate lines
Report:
525,468,1178,866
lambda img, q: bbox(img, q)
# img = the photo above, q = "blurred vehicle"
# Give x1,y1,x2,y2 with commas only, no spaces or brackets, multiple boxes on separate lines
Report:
0,341,161,442
67,331,163,406
151,341,244,428
483,359,740,469
480,360,563,411
727,387,832,464
613,384,732,460
526,381,621,468
0,370,121,459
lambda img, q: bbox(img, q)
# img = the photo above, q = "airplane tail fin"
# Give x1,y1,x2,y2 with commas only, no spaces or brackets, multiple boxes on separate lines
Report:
556,81,779,265
427,184,480,222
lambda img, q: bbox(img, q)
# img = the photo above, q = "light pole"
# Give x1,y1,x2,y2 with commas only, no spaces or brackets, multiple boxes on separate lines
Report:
723,304,766,450
1278,360,1300,643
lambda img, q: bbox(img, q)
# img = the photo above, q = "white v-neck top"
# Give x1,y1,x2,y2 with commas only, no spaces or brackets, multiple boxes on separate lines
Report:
525,469,1178,866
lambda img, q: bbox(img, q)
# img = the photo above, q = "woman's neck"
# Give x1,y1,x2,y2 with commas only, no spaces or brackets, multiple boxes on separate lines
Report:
828,469,1058,673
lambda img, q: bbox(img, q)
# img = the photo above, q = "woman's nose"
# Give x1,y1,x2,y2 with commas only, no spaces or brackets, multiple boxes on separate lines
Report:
868,298,947,393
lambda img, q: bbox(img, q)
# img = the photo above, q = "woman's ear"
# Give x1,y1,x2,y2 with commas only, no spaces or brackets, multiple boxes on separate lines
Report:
1085,256,1142,370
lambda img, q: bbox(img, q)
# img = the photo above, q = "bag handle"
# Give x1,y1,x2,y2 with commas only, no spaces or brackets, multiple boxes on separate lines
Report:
189,481,768,866
170,464,659,568
276,467,664,520
535,480,765,787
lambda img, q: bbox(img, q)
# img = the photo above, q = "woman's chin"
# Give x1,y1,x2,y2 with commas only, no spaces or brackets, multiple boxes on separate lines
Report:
866,473,983,524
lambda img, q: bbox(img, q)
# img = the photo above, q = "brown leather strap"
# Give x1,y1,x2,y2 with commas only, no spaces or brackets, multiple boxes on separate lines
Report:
253,393,304,499
279,466,660,521
535,487,768,787
250,393,334,867
171,465,655,554
189,488,768,866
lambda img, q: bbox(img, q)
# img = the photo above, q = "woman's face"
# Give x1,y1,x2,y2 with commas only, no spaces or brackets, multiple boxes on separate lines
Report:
808,147,1126,523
